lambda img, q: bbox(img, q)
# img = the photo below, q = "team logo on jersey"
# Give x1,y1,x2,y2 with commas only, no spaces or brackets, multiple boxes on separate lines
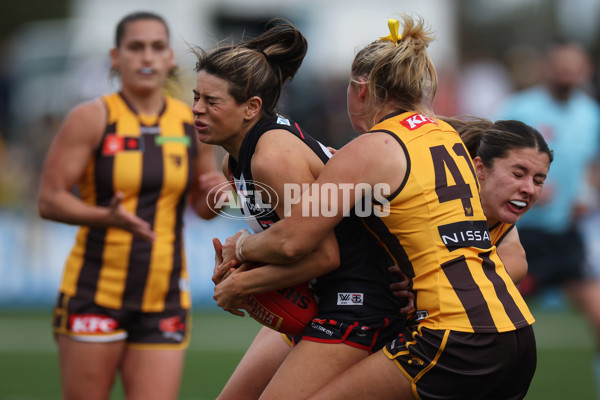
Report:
337,293,364,305
276,114,291,126
169,154,183,167
258,219,275,229
101,134,144,155
415,310,429,321
400,113,436,130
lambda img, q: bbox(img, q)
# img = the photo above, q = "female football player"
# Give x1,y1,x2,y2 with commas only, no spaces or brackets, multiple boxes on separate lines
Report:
192,20,405,400
38,11,225,400
444,116,552,284
219,15,540,400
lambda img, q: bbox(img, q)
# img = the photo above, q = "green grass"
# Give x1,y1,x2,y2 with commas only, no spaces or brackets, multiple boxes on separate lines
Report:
0,309,261,400
0,307,595,399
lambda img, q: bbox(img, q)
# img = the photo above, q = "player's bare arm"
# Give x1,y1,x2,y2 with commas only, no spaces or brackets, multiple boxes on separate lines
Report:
496,227,528,284
213,131,340,314
221,131,406,266
190,139,229,219
38,99,155,241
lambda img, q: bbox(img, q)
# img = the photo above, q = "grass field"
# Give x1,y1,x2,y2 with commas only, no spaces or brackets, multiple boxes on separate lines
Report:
0,304,596,399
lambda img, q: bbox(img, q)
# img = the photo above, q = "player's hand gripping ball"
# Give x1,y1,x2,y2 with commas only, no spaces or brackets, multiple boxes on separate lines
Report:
244,264,318,335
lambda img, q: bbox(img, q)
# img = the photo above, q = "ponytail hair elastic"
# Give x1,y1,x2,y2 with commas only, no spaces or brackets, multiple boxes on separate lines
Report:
379,18,402,46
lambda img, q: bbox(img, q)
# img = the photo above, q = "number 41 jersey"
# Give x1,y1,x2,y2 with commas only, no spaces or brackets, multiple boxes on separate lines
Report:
363,112,534,333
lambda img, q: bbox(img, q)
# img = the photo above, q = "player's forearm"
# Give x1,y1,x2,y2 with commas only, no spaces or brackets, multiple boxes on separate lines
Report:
38,190,111,227
238,257,335,295
240,228,309,265
241,215,333,265
189,194,218,220
232,230,337,294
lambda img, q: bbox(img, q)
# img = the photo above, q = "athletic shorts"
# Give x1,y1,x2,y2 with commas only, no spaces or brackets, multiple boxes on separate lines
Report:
288,316,405,354
53,292,190,349
384,325,536,400
518,227,592,295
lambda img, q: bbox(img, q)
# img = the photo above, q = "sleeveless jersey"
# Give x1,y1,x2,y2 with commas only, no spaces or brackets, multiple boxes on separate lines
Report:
362,112,534,333
489,221,515,247
229,115,405,320
60,92,196,312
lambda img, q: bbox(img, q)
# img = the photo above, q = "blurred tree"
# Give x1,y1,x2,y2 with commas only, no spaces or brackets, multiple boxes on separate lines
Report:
0,0,68,40
0,0,69,140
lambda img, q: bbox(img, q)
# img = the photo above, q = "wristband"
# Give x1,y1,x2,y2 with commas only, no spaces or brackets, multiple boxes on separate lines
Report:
235,229,251,262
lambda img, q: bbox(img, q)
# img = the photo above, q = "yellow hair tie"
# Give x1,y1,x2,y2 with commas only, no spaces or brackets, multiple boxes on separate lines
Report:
379,18,402,46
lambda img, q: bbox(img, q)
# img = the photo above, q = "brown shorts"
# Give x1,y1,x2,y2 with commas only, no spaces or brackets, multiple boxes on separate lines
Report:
384,325,536,400
53,292,190,349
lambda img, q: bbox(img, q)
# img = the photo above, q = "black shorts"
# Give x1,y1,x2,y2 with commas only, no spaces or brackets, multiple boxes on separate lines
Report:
519,227,591,295
53,292,190,349
384,325,536,400
288,316,405,354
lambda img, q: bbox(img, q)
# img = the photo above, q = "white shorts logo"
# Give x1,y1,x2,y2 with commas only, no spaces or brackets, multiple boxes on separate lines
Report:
337,293,364,305
415,310,429,321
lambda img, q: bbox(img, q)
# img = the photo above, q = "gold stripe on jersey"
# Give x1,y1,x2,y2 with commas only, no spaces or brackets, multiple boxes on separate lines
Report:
97,94,141,309
363,112,534,333
61,228,89,296
60,92,194,312
489,221,514,247
180,253,190,310
143,101,191,311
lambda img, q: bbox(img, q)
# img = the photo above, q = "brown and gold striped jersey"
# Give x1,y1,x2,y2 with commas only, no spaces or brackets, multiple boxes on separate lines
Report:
489,221,515,247
363,112,534,333
60,92,196,312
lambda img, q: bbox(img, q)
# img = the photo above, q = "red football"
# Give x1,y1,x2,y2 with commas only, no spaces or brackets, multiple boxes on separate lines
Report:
245,279,318,335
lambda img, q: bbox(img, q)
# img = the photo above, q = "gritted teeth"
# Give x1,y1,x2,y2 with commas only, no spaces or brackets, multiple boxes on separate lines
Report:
140,67,154,74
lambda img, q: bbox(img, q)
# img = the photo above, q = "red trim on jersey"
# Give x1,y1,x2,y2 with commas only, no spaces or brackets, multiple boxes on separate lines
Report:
295,122,305,140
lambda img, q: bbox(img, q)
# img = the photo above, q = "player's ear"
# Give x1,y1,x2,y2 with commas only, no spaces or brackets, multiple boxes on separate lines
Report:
109,47,119,71
357,78,368,100
473,156,486,181
244,96,262,120
167,47,176,71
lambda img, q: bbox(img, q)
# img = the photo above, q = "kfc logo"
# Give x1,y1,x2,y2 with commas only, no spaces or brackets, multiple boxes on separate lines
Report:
70,314,119,333
401,113,435,130
102,135,124,155
101,134,143,155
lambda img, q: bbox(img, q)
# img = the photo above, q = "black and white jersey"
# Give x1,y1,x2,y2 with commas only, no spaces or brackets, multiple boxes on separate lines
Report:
228,114,331,233
228,114,405,322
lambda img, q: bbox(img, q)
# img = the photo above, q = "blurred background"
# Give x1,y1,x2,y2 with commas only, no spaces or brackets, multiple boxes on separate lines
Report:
0,0,599,398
